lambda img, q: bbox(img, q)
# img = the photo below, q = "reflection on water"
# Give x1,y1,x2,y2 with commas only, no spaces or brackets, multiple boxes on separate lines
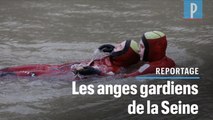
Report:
0,0,213,120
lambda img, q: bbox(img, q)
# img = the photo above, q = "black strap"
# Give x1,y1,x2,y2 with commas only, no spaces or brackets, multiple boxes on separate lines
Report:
141,35,149,61
0,72,16,77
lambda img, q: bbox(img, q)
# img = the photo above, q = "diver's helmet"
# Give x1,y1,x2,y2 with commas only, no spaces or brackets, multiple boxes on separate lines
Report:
110,40,140,67
140,31,167,62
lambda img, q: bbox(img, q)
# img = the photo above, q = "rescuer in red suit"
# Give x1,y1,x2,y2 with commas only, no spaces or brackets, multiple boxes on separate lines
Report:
0,40,140,79
124,31,176,77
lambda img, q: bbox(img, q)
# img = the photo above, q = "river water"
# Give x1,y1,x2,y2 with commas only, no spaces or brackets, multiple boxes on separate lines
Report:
0,0,212,120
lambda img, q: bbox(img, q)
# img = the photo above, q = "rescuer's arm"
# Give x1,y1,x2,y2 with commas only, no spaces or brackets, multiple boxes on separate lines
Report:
124,57,176,78
98,44,115,53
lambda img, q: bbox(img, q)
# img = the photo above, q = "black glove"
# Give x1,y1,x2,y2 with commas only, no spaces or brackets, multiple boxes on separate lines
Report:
75,66,101,75
98,44,115,53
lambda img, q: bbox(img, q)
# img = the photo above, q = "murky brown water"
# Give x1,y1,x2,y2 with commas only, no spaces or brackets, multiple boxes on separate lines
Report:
0,0,213,120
